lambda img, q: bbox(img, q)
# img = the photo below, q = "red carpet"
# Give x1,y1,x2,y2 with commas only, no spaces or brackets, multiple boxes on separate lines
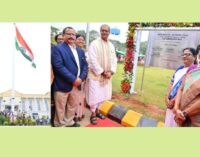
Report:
86,118,122,127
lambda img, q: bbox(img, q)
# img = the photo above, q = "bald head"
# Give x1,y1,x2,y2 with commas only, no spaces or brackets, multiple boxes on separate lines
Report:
100,24,110,41
100,24,110,32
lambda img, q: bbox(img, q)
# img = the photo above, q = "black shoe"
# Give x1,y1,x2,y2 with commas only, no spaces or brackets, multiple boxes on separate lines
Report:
67,123,80,127
96,112,105,119
90,116,97,125
81,115,85,119
78,117,82,121
74,117,78,123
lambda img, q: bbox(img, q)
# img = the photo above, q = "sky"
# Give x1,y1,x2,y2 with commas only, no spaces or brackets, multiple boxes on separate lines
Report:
0,23,50,94
51,22,149,43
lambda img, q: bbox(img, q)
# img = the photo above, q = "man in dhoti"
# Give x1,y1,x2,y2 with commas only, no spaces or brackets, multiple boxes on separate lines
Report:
85,24,117,124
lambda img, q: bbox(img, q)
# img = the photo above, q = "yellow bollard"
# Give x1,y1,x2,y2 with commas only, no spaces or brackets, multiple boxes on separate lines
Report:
98,101,115,116
157,121,165,127
121,110,142,127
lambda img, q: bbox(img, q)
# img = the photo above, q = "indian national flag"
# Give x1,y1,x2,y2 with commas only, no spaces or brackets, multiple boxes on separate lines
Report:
15,25,36,68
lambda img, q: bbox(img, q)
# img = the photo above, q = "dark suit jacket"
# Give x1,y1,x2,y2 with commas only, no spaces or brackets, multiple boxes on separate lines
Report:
51,42,88,92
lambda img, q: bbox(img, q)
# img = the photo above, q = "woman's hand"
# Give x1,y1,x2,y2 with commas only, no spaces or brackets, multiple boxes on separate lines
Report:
174,109,185,125
165,97,175,109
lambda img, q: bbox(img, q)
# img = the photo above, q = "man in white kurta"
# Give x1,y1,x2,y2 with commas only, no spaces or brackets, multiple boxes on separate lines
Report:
85,24,117,124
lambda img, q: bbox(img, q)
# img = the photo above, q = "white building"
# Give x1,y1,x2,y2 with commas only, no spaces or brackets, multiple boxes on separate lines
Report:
0,90,50,120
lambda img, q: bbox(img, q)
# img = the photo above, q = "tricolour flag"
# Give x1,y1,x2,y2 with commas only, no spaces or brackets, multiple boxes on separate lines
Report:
15,25,36,68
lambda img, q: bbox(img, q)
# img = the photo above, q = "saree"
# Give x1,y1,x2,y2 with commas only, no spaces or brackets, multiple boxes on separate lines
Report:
180,67,200,127
165,64,197,127
169,64,197,100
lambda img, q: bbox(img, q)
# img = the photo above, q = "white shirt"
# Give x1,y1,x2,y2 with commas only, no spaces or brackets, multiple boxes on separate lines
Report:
69,45,80,77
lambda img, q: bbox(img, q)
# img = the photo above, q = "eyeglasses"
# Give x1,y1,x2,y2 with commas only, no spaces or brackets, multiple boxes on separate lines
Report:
181,53,193,57
76,38,85,41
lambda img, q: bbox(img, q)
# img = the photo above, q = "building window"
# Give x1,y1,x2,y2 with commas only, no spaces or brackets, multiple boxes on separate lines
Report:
44,98,49,111
21,98,26,111
28,98,33,111
36,98,41,111
0,97,2,106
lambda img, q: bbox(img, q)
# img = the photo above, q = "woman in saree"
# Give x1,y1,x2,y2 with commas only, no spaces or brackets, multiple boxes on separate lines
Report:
173,47,200,127
165,48,197,127
74,34,87,121
173,67,200,127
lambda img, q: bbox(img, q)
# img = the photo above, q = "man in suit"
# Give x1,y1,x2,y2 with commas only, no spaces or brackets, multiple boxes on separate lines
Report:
51,27,88,127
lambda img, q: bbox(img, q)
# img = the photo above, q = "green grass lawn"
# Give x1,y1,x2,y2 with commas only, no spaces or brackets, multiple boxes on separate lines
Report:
112,62,174,110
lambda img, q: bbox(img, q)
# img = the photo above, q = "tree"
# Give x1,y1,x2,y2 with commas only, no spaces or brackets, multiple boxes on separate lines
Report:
110,39,126,52
51,26,60,36
76,29,100,44
89,30,99,43
51,28,126,52
77,30,86,37
51,26,61,44
139,41,147,55
0,115,6,125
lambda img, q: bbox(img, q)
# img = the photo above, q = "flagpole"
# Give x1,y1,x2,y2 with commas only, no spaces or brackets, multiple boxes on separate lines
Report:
86,22,90,51
11,23,16,112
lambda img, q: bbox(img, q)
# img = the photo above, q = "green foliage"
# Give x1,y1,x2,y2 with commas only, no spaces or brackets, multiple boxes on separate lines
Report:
9,122,15,126
51,26,61,45
5,116,10,123
19,119,23,126
77,30,86,37
51,26,60,35
14,120,18,126
28,118,33,125
3,121,9,125
32,121,36,126
112,63,124,94
80,29,126,51
110,39,126,52
51,37,56,45
112,63,174,109
139,41,147,55
0,113,46,126
0,115,6,125
112,63,175,121
24,118,29,126
51,28,126,51
88,30,99,43
0,115,38,126
75,29,100,44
